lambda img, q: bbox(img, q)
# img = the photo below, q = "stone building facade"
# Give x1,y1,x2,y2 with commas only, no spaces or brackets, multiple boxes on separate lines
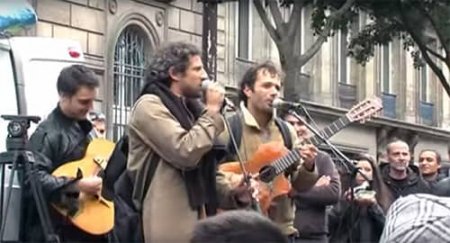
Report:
24,0,450,162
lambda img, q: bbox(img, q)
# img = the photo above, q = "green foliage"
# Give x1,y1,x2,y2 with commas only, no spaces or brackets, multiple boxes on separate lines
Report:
347,0,450,69
253,0,450,95
275,0,450,68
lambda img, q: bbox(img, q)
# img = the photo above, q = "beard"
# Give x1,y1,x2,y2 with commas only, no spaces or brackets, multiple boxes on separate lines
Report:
391,162,408,172
182,85,202,98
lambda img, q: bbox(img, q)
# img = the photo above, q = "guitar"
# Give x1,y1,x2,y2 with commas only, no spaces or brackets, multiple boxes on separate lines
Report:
51,138,116,235
218,97,383,214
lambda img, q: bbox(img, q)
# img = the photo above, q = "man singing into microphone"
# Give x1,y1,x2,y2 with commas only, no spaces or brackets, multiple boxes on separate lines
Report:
126,42,247,242
216,61,319,242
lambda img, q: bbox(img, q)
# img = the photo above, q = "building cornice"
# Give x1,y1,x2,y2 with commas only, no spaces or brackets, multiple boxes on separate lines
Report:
301,100,450,139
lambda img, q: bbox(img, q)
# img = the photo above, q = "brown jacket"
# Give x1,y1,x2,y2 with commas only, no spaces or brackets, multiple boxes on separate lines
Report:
127,94,224,243
217,103,318,236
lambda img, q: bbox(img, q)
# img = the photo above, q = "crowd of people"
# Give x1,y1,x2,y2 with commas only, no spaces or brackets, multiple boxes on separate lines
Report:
20,41,450,243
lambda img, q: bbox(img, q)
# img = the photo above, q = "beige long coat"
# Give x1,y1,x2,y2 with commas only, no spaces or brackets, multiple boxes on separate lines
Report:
126,94,224,243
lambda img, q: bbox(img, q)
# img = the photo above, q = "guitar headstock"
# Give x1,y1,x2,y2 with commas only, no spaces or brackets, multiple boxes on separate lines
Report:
346,97,383,123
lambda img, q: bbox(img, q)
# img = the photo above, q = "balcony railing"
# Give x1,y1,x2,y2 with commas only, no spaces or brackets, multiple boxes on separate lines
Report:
338,82,357,109
382,93,397,119
420,101,434,126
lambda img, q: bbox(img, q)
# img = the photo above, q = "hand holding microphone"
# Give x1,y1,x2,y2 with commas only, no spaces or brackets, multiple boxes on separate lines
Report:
202,79,235,114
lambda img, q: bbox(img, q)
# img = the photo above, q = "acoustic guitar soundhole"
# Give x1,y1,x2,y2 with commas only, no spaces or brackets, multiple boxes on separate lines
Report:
259,165,276,183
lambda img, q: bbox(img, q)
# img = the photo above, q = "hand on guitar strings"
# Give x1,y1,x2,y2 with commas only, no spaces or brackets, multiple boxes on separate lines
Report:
298,144,318,171
230,174,260,208
76,176,103,195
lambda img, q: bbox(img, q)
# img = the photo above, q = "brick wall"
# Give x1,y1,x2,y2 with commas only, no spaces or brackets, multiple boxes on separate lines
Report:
35,0,106,60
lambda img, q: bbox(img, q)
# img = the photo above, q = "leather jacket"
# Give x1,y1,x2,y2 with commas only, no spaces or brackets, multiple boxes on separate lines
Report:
23,105,103,242
28,106,92,201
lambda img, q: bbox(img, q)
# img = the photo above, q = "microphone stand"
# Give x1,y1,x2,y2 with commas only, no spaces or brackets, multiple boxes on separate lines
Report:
287,109,372,200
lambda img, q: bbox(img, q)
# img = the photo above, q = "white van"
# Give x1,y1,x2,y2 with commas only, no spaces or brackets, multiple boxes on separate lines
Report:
0,36,85,150
0,36,85,241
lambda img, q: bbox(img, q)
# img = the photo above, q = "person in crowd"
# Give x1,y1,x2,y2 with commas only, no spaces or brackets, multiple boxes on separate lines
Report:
125,42,244,242
216,61,319,242
380,193,450,243
88,111,106,139
418,149,444,185
281,111,341,243
191,210,288,243
25,65,108,242
379,139,431,200
328,154,392,243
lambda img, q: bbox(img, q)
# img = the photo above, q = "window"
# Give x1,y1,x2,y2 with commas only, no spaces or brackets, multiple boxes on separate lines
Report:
419,66,434,125
419,66,430,102
379,44,393,93
237,1,251,59
337,29,350,84
336,28,357,109
113,25,150,141
418,38,437,103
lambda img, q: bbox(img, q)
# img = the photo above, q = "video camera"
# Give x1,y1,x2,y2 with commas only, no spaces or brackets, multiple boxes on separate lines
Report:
1,115,40,151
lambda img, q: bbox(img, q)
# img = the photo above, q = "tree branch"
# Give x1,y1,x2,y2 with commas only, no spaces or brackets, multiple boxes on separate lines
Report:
399,1,450,97
297,0,355,66
268,0,287,36
325,0,355,28
253,0,280,44
418,42,450,97
298,35,326,66
287,0,304,39
423,43,447,63
416,1,450,61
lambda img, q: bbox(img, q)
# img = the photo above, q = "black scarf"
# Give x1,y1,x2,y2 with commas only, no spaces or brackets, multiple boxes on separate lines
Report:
140,80,218,212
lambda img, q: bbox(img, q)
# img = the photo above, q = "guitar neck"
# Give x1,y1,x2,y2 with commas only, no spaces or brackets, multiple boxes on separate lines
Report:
308,116,351,147
271,116,351,175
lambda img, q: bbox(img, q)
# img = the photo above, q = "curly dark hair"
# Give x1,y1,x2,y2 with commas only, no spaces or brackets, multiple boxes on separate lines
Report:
143,42,201,86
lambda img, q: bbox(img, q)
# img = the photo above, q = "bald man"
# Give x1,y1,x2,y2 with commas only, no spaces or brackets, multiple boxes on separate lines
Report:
379,140,431,203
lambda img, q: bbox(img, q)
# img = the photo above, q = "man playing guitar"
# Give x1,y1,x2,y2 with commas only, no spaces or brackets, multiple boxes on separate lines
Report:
24,65,107,242
217,61,319,241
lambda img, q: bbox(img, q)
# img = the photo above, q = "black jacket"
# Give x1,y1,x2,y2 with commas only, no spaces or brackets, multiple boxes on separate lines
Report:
328,200,385,243
433,177,450,196
379,163,431,200
23,106,106,243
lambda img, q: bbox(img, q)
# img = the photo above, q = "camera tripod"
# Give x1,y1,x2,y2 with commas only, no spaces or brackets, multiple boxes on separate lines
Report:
0,115,59,243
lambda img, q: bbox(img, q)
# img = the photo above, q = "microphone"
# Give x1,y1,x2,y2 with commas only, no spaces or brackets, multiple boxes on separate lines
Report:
271,98,303,109
201,79,236,111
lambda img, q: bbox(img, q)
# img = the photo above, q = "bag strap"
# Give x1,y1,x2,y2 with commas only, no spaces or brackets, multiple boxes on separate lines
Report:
141,154,160,203
226,112,243,158
274,117,293,150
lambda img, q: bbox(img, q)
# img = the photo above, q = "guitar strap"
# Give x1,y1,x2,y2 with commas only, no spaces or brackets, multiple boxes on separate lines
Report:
274,117,293,150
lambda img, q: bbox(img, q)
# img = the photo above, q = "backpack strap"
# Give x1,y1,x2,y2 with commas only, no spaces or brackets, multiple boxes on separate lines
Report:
141,154,160,203
274,117,293,150
224,112,243,161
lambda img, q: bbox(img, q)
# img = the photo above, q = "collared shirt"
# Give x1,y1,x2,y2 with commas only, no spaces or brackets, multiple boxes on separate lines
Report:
239,101,275,142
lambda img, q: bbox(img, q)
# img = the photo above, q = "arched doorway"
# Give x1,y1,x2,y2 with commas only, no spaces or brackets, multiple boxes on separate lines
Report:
112,24,151,141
